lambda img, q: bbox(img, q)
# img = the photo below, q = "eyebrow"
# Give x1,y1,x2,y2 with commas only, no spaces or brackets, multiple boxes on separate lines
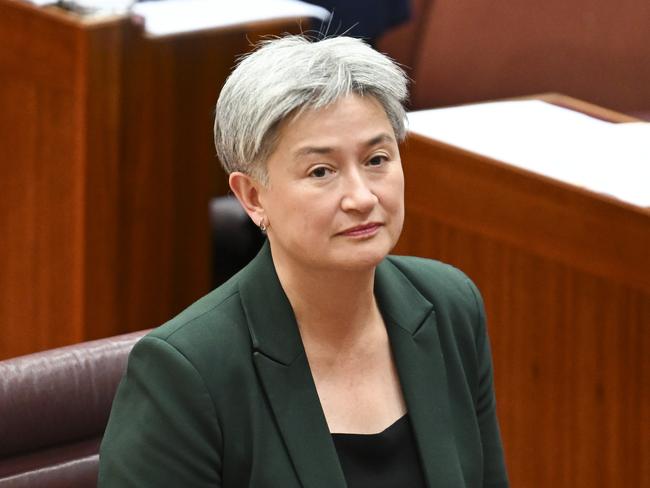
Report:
293,133,396,159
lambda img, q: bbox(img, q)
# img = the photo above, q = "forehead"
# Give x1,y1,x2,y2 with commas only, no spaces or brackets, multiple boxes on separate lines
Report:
276,94,395,150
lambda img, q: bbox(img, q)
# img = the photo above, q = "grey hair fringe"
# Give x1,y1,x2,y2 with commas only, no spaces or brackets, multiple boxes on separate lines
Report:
214,35,409,181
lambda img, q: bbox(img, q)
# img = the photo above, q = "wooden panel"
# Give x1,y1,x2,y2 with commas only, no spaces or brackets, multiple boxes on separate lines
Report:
395,113,650,487
0,1,86,356
79,20,126,340
1,2,130,352
115,21,305,334
0,0,308,357
399,134,650,291
0,0,79,89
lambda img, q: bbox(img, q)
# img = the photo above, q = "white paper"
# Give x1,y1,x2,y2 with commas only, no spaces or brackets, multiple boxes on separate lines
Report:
407,101,650,208
132,0,330,36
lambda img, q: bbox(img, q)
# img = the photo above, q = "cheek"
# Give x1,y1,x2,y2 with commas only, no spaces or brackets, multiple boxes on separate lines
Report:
383,171,405,213
387,175,405,241
284,194,334,240
303,199,337,230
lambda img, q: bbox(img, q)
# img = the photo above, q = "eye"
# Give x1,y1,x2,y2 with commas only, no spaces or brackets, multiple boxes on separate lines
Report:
309,166,333,178
367,154,388,166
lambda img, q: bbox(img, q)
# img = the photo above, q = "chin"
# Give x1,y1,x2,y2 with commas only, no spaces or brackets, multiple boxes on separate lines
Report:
334,245,392,271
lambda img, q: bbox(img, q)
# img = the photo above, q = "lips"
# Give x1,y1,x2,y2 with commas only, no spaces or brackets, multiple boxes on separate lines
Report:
338,223,382,237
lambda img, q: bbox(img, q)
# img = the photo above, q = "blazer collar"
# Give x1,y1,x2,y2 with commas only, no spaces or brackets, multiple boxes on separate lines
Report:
376,258,467,486
238,242,465,487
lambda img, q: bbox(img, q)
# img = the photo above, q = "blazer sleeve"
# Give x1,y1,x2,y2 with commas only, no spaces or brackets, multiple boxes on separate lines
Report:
98,336,223,487
466,278,510,488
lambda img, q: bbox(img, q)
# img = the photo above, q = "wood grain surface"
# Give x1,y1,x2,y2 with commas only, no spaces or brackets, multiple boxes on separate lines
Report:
395,103,649,487
0,0,304,358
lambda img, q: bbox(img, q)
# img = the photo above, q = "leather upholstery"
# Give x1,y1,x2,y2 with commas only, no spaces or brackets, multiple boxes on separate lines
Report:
0,330,148,487
210,195,265,288
379,0,650,116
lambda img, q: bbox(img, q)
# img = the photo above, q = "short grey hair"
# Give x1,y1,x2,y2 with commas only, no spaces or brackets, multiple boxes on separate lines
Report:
214,35,409,180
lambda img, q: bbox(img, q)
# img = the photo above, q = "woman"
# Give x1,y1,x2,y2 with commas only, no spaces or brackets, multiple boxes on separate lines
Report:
99,36,509,487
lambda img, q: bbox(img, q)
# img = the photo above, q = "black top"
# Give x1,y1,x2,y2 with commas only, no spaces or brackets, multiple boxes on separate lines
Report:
331,415,427,488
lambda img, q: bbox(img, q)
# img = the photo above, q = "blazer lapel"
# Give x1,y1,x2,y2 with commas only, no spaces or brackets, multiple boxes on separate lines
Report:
375,259,466,487
238,242,346,488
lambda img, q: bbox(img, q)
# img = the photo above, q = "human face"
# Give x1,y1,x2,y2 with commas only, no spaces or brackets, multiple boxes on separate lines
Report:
258,94,404,273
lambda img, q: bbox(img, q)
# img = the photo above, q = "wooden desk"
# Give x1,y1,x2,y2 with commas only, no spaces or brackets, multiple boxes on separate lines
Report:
0,0,304,358
395,95,649,488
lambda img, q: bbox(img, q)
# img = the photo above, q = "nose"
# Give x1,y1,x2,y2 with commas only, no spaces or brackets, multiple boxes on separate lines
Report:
340,168,378,213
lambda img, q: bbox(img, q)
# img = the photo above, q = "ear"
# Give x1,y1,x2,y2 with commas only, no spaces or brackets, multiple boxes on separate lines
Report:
229,172,266,227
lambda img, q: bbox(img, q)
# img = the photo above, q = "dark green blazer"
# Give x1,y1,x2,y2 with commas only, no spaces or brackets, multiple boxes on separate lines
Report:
99,242,509,487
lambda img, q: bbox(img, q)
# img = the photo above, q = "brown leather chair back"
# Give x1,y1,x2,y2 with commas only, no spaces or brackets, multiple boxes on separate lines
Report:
379,0,650,116
0,330,148,487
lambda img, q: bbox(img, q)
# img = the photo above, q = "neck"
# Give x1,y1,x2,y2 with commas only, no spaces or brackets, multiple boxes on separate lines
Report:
271,250,381,348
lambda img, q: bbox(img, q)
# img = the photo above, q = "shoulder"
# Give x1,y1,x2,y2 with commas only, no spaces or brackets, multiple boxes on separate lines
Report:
131,271,253,379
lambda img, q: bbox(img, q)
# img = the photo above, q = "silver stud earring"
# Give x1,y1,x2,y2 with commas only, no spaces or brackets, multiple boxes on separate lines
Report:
259,219,267,232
